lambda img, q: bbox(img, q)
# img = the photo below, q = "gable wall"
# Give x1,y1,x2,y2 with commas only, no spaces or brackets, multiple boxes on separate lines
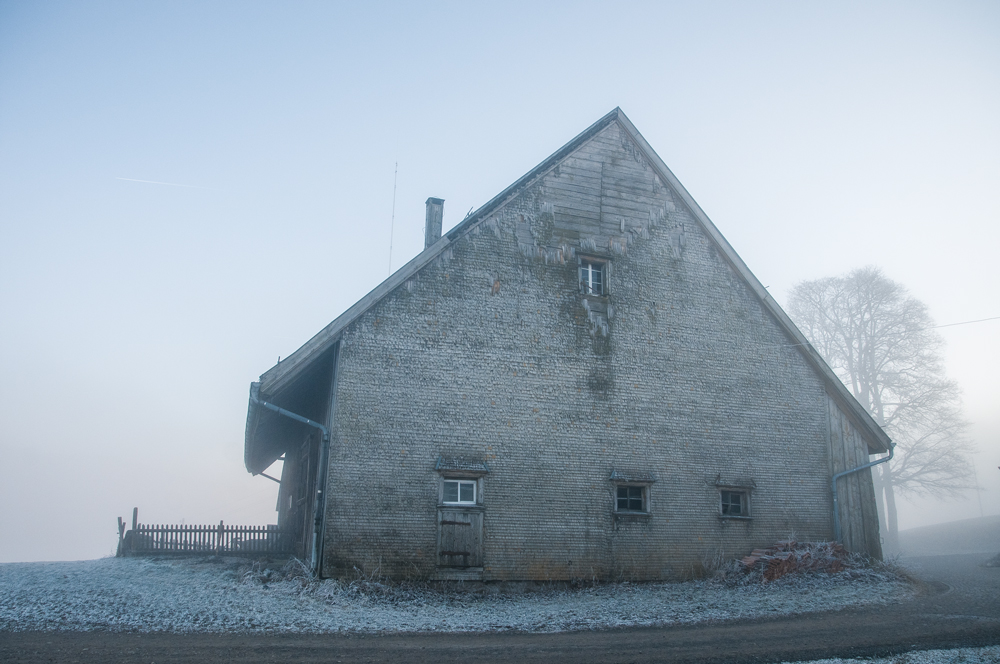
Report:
321,122,871,580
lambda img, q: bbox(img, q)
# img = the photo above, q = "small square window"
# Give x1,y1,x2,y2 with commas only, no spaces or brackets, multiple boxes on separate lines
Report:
580,259,606,296
443,479,476,505
616,485,646,512
720,490,748,517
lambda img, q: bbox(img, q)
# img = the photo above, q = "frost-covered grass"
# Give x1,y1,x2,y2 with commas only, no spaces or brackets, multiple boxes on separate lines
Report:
0,556,913,634
782,645,1000,663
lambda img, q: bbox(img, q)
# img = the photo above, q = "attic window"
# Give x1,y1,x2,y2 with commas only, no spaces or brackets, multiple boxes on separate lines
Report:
580,259,606,296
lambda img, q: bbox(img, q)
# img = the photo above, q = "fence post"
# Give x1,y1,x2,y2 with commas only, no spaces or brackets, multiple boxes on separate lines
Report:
217,520,224,556
116,517,125,556
132,507,138,532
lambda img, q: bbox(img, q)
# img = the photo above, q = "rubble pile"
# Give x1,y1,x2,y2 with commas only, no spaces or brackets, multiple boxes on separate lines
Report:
740,540,849,581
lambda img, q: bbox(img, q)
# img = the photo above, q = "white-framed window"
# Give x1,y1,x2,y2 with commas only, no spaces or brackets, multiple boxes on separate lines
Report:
720,489,749,518
443,479,477,505
580,258,607,296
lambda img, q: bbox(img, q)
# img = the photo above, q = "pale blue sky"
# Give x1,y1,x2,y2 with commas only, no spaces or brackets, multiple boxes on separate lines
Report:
2,1,998,562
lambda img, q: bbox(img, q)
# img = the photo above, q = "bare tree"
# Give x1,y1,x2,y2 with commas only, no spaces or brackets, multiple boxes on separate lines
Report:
788,266,973,552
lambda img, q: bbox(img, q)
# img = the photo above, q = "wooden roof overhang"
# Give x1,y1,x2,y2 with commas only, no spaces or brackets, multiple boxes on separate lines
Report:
244,108,890,473
244,344,336,475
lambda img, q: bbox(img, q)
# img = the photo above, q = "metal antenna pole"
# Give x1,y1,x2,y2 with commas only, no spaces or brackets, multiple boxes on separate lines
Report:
388,162,397,275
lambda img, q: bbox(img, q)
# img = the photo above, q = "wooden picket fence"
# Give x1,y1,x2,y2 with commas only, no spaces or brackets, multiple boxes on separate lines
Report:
117,508,295,557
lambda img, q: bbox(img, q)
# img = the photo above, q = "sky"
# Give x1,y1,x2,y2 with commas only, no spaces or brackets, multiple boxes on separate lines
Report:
1,1,997,563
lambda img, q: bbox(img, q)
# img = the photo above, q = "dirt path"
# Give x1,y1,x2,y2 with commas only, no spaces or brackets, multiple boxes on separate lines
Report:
2,553,998,664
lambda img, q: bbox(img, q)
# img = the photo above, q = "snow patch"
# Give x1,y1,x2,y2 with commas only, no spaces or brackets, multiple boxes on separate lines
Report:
0,557,914,634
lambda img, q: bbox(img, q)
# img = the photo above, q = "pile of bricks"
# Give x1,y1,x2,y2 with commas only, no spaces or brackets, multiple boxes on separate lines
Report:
740,540,848,581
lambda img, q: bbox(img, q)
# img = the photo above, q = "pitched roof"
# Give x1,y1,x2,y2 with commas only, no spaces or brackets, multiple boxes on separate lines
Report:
247,108,890,468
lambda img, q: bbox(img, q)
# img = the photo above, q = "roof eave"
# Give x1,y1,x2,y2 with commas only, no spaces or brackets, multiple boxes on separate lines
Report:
244,381,263,473
257,233,453,396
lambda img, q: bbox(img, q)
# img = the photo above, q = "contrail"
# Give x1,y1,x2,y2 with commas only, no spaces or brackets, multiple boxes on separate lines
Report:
116,177,218,190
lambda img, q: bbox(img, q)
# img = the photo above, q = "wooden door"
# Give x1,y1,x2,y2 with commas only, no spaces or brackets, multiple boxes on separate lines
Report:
437,508,483,568
293,436,317,558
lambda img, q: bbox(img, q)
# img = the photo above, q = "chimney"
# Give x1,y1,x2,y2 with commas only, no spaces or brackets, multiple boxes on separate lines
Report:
424,197,444,249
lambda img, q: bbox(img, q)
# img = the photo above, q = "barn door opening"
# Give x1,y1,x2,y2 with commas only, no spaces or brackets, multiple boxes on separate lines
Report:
435,474,485,580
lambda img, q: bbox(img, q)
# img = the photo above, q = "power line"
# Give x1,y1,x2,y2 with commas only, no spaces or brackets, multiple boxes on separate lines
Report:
757,314,999,352
931,315,1000,329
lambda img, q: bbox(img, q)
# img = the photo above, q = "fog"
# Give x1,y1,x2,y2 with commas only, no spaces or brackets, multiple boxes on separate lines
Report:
1,1,998,562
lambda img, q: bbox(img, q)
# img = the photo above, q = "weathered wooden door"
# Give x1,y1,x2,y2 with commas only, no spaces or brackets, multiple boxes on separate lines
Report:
437,508,483,568
292,435,318,559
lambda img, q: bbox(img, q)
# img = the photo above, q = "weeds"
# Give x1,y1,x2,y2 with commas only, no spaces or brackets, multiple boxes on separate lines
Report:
239,557,313,588
232,542,913,611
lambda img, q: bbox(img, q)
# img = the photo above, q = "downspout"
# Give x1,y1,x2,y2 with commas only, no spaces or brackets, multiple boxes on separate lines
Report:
249,389,330,576
832,442,895,544
313,343,341,577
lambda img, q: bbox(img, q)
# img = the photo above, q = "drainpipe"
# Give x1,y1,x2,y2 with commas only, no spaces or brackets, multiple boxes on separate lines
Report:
249,390,330,576
832,442,895,545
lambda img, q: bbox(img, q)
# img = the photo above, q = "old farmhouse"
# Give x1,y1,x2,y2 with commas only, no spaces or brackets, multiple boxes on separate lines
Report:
244,108,891,581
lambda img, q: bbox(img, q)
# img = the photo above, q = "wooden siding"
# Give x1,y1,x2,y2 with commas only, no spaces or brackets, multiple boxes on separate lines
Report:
827,394,884,558
320,118,857,580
